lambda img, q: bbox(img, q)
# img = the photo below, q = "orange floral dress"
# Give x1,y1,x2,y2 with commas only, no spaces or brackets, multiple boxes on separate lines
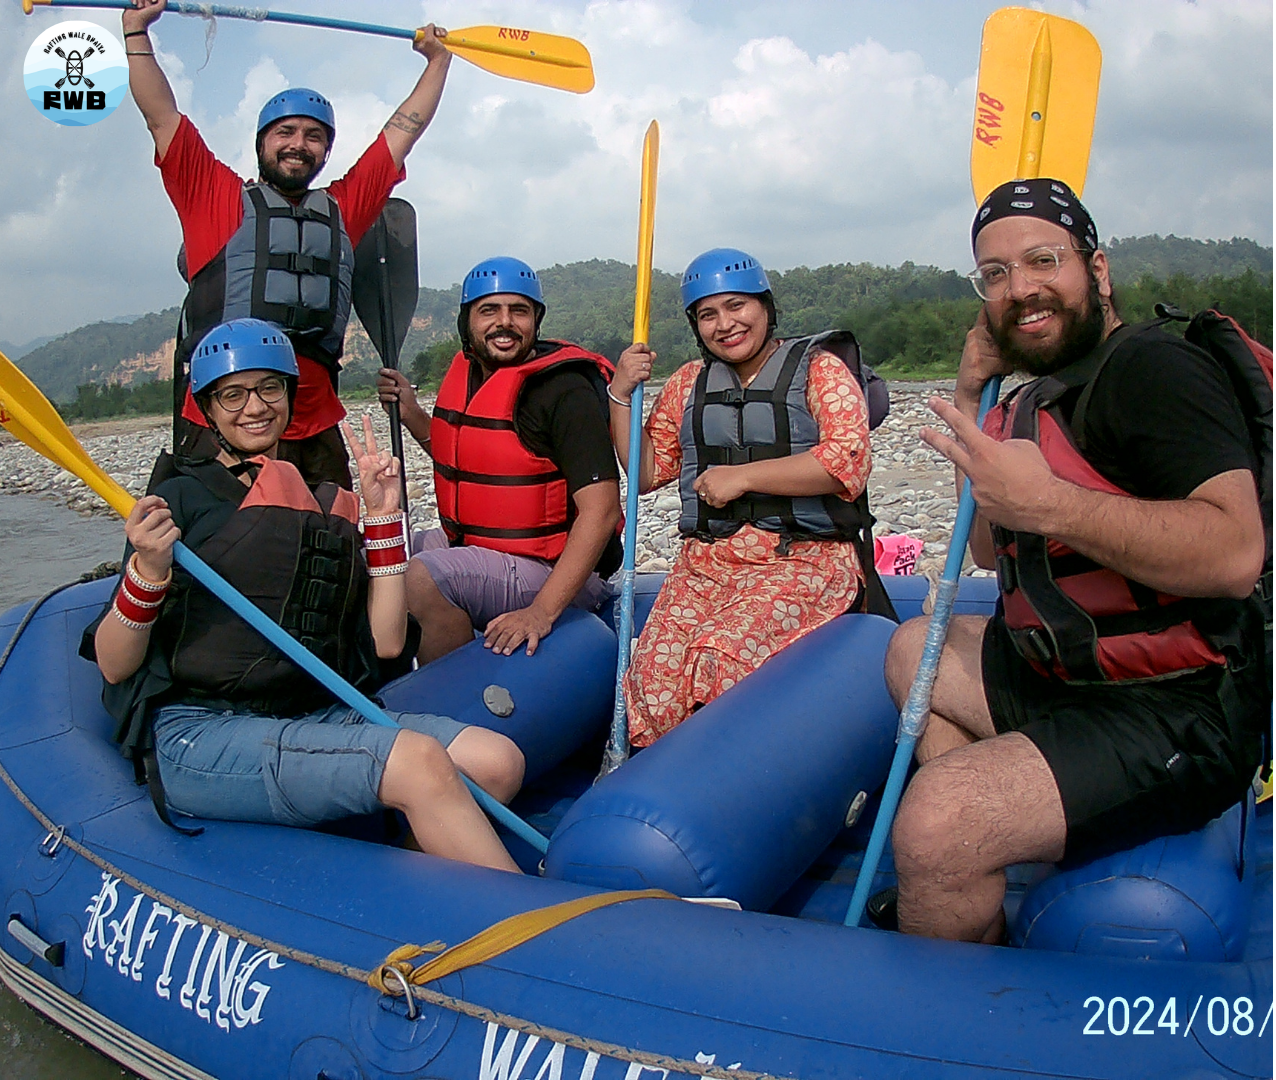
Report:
624,349,872,747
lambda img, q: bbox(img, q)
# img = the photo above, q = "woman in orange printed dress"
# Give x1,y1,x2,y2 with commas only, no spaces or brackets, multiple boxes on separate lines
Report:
609,249,876,747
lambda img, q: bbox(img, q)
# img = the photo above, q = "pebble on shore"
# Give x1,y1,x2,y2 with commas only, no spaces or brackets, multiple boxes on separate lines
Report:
0,382,992,582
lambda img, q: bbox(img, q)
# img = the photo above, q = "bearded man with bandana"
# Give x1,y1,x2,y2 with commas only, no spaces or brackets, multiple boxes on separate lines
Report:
123,0,453,488
880,178,1266,942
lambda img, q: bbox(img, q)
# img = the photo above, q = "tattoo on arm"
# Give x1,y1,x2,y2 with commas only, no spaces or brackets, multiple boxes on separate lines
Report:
385,110,425,136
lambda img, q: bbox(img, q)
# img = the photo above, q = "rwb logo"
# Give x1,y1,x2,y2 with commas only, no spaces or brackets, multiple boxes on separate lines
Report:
24,20,127,127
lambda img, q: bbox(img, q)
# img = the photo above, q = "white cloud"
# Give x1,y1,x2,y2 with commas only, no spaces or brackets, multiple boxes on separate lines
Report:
0,0,1269,344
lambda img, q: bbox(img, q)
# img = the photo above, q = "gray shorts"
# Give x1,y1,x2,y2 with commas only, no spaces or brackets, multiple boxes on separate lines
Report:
152,701,467,828
411,527,611,629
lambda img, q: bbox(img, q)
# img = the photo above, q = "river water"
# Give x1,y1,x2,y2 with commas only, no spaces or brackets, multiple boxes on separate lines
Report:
0,494,138,1079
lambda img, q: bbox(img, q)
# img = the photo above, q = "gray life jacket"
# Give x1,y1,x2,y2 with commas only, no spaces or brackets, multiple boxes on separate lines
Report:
678,330,887,543
175,182,354,379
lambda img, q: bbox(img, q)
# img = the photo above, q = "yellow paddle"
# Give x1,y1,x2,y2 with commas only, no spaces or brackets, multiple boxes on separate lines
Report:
0,352,134,517
971,7,1102,202
22,2,595,95
600,119,660,779
432,26,594,94
0,348,551,851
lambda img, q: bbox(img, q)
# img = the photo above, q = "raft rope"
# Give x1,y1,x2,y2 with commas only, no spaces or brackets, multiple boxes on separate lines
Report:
0,574,793,1080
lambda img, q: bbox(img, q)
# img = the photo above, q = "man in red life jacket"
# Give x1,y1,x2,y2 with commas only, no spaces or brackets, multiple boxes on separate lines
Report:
378,257,622,661
882,179,1267,941
123,0,453,488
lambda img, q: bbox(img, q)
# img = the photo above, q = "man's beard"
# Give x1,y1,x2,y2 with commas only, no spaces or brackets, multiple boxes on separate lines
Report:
470,327,535,367
258,151,321,195
989,276,1107,377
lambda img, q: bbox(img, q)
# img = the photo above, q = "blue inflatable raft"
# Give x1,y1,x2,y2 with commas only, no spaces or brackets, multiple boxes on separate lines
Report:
0,573,1270,1080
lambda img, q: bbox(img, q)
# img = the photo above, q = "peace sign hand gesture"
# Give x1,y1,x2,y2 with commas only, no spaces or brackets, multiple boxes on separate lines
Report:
920,396,1060,534
342,415,402,517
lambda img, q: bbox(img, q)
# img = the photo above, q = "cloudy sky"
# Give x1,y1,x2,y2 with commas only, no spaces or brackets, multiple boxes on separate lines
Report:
0,0,1270,346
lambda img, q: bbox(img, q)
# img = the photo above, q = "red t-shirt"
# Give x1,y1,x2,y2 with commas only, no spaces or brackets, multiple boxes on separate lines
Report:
160,115,405,440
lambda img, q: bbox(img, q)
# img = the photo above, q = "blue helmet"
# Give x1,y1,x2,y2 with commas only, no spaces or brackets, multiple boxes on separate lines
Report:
460,257,544,307
256,88,336,142
190,318,298,396
680,248,770,311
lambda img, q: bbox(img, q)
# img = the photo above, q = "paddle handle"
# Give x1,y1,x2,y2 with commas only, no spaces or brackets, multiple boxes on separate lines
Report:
600,383,645,778
23,0,419,39
844,376,1001,928
171,539,548,853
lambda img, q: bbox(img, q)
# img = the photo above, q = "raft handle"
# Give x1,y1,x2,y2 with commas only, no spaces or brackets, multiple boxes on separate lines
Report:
39,825,65,857
381,964,418,1020
7,915,64,967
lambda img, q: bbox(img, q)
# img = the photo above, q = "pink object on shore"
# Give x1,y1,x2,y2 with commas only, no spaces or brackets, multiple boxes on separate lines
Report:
874,534,924,576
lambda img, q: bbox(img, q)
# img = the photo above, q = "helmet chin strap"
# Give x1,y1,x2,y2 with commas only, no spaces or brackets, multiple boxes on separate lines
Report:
194,398,259,477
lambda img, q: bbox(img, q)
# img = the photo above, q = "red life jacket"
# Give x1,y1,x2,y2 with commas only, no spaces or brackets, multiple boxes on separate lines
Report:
984,345,1228,684
430,342,615,560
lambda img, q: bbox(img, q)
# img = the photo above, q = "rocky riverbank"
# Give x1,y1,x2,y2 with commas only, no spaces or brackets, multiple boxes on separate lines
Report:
0,381,989,580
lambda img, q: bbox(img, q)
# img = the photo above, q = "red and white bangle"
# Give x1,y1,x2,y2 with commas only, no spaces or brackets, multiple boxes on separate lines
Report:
362,512,409,577
113,553,171,629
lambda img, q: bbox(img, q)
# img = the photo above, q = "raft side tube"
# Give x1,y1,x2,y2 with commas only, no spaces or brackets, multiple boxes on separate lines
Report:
378,607,616,783
545,613,899,910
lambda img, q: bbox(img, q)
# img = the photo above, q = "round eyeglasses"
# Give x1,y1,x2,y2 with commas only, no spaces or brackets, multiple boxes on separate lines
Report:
209,376,289,412
967,245,1085,301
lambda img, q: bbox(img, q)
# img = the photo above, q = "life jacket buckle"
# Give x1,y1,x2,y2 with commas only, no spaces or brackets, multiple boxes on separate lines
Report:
996,553,1018,594
1009,626,1056,666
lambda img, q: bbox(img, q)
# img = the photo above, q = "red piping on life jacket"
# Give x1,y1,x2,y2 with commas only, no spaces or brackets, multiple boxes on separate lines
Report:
985,394,1225,683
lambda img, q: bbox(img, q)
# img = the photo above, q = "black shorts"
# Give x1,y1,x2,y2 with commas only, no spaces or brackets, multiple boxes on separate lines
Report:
982,617,1264,865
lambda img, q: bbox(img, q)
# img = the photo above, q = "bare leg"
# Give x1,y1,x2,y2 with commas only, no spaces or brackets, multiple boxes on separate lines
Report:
407,560,477,665
884,615,996,764
378,730,519,872
447,727,525,805
892,732,1066,941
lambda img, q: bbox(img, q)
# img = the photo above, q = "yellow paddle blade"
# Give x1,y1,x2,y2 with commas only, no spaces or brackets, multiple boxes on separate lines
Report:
0,349,136,519
971,8,1101,202
433,25,595,94
632,120,660,346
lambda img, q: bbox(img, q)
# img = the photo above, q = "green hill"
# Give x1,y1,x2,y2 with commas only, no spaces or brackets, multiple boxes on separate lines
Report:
15,234,1272,404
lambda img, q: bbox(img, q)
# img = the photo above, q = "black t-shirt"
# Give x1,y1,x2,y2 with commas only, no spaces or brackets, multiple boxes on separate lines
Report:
463,345,623,576
1060,326,1257,498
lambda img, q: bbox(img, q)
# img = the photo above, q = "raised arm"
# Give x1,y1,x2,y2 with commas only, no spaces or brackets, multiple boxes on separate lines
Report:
122,0,181,159
609,343,658,492
343,418,409,658
382,26,453,170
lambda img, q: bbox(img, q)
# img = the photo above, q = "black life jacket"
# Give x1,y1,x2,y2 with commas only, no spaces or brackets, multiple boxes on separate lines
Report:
174,183,354,384
677,330,897,619
94,452,379,768
986,312,1270,684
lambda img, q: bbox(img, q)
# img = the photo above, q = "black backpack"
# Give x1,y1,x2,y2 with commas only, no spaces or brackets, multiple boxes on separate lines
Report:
1157,304,1273,690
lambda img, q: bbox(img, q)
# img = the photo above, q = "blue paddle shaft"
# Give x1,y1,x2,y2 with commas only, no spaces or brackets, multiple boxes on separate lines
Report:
600,382,645,778
170,540,548,854
29,0,417,40
844,377,1001,928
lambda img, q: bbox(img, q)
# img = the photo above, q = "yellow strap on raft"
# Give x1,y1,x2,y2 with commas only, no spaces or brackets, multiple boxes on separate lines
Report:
369,888,676,995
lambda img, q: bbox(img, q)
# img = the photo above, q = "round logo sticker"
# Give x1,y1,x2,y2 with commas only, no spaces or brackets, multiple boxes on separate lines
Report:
24,21,127,127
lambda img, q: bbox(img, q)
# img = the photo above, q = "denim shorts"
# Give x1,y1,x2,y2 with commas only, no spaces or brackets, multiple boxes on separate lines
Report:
411,527,611,629
152,701,468,828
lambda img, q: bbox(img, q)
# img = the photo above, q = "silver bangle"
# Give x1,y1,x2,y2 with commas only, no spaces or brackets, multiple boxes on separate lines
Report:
367,561,409,577
606,387,632,407
362,511,405,528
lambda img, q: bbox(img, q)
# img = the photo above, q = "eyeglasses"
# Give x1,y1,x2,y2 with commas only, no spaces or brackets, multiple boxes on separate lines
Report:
967,245,1086,301
209,376,288,412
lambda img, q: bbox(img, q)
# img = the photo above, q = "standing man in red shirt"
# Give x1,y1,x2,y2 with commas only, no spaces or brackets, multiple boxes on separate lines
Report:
123,0,452,486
